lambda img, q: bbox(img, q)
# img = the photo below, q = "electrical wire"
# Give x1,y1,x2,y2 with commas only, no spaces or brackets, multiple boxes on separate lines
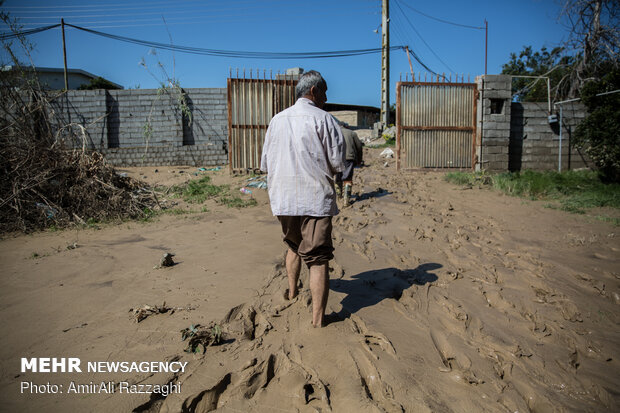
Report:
398,0,484,30
6,2,377,29
0,23,60,40
393,0,454,74
56,22,406,59
391,20,437,75
11,2,377,20
406,47,437,75
2,0,209,10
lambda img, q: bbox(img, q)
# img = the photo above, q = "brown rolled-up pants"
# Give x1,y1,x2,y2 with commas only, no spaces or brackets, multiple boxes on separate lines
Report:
277,216,334,267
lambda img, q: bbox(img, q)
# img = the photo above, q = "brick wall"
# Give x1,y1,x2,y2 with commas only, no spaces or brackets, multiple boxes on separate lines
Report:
48,88,228,167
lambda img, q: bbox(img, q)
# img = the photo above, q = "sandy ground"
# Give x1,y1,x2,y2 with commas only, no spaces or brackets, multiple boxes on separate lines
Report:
0,148,618,412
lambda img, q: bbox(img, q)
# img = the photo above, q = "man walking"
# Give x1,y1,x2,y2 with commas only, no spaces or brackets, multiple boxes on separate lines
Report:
335,125,363,207
260,70,345,328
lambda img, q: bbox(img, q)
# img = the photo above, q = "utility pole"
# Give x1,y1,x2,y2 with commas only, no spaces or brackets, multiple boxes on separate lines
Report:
61,18,68,91
381,0,389,129
484,19,488,75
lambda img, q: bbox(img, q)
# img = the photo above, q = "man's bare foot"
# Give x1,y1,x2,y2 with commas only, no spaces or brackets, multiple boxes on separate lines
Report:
311,313,340,328
284,288,298,301
311,320,323,328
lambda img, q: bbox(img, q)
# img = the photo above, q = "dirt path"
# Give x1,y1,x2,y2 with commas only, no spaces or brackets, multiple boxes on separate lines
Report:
1,148,618,412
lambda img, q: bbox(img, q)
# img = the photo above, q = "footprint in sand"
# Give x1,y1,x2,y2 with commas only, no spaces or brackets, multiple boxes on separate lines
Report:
348,314,397,359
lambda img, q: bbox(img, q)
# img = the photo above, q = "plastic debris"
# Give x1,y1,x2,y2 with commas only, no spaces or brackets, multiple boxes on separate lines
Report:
380,148,394,158
382,126,396,140
245,176,268,189
240,187,252,194
36,202,58,219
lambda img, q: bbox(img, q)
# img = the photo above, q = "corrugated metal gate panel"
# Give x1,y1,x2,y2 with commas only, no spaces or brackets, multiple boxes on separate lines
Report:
397,81,477,170
228,75,297,173
402,130,472,168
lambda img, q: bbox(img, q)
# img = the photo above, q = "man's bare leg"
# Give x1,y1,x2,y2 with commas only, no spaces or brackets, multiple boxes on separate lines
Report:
309,262,329,327
286,248,301,300
343,181,352,207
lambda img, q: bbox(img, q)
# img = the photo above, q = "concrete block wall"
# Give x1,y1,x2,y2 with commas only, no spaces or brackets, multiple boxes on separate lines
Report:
105,89,182,149
49,89,109,150
476,75,512,171
48,88,228,167
186,88,228,150
475,75,590,172
103,143,226,167
510,101,589,171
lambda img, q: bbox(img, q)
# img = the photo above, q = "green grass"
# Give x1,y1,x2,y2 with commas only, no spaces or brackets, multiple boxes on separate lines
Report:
172,176,226,203
595,215,620,225
445,170,620,217
445,171,492,186
171,175,257,209
217,195,257,208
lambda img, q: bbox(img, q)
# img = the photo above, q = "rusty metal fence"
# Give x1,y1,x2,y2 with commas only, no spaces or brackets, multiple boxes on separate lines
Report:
227,71,297,173
396,78,478,170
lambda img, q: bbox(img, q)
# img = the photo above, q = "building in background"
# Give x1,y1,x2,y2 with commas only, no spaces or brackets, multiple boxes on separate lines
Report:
326,103,380,129
1,66,123,90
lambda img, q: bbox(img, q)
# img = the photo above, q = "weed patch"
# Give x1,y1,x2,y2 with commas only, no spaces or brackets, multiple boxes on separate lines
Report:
173,176,226,203
445,170,620,218
171,176,257,209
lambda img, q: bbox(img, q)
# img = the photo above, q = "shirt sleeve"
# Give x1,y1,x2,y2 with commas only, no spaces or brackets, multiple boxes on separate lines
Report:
324,114,346,174
260,123,271,173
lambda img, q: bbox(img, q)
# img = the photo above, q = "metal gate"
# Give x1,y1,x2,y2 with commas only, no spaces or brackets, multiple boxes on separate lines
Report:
396,79,478,170
227,72,297,173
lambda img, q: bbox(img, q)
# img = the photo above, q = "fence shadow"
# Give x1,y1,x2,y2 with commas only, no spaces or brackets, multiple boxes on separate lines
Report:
329,263,441,321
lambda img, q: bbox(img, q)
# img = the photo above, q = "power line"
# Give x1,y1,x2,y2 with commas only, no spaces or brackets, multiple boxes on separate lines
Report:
0,23,60,40
407,47,437,75
2,0,206,10
10,2,377,19
393,0,454,74
380,6,438,75
3,0,377,9
57,22,406,59
398,1,484,30
391,20,435,74
5,3,377,28
9,13,376,29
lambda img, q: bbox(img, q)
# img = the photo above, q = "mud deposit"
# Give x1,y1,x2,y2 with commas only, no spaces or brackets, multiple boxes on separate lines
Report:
1,148,618,412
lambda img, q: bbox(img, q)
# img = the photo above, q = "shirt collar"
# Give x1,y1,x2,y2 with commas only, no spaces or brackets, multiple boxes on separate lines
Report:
297,97,317,107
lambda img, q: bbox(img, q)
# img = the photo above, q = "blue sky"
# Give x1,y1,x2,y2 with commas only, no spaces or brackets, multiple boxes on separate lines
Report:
1,0,569,107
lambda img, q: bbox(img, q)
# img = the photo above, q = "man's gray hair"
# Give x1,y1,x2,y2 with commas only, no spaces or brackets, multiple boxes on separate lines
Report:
295,70,327,99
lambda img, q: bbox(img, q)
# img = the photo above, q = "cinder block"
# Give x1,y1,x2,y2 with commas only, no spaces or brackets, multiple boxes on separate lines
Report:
482,129,510,139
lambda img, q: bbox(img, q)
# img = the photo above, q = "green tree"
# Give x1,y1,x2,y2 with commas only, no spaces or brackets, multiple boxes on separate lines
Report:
501,45,574,102
573,68,620,182
560,0,619,96
501,1,619,182
78,76,121,90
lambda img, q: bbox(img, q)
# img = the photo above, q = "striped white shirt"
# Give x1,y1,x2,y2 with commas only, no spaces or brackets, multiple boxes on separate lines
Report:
260,98,346,216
